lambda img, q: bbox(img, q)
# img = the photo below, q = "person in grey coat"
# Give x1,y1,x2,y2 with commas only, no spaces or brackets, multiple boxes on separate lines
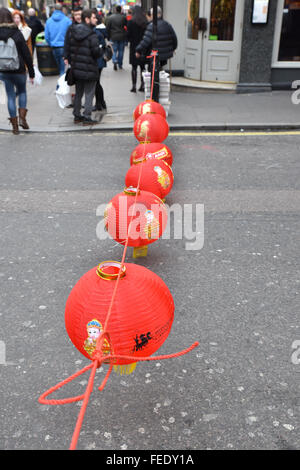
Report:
105,5,127,70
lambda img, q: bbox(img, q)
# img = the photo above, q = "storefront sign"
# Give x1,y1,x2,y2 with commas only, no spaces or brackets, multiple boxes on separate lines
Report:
252,0,269,24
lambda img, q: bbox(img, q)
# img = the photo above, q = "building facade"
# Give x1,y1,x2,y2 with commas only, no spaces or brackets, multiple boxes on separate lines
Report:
142,0,300,92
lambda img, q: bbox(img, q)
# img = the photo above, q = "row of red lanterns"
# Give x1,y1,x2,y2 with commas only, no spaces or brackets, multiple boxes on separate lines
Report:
66,100,176,376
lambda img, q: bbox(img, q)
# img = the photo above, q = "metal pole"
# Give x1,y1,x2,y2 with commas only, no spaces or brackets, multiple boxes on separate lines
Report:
152,0,160,102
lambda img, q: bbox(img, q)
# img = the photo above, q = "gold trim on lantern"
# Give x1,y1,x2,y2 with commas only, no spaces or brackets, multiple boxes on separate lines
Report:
132,157,147,165
140,141,151,144
96,261,126,280
123,186,141,196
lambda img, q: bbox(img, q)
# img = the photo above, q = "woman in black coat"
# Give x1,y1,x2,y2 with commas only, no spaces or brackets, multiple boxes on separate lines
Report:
0,7,34,134
127,6,147,93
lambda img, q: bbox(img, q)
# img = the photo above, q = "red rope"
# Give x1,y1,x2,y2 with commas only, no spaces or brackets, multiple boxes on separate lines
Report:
69,360,99,450
38,50,199,450
38,342,199,407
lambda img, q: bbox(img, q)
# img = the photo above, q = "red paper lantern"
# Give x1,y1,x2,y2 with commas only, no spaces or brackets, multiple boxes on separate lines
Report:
134,113,169,143
105,187,168,247
125,159,174,200
130,142,173,167
133,100,167,121
65,261,175,372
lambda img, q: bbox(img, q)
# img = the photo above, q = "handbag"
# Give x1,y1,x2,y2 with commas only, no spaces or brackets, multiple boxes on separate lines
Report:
65,66,75,86
103,42,113,62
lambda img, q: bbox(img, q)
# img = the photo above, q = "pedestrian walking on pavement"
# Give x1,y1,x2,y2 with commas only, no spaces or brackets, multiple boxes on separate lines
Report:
105,5,127,71
127,5,147,93
45,3,71,76
64,9,102,125
12,10,33,56
135,6,177,70
0,7,35,134
94,18,107,111
26,8,44,54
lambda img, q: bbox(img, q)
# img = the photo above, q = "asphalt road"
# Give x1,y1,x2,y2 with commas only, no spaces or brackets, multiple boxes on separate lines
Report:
0,130,299,450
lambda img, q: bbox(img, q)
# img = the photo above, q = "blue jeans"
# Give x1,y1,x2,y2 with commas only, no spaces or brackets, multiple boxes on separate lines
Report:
112,41,125,67
0,72,27,118
52,47,65,76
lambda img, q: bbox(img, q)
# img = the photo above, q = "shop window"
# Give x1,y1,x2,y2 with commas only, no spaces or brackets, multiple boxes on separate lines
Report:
187,0,200,40
209,0,236,41
278,0,300,61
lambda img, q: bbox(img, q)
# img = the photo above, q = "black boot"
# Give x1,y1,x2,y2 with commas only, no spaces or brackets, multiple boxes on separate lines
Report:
131,69,137,92
138,80,144,92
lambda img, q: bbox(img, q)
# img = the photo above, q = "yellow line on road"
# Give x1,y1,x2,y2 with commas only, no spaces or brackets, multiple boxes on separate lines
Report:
86,130,300,137
169,131,300,137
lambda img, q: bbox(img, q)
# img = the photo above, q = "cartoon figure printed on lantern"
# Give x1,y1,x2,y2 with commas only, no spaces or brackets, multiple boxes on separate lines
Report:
84,319,110,358
144,210,160,240
154,165,171,189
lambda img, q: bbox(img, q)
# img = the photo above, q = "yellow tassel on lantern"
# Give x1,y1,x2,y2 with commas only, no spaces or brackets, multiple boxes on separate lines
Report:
113,363,137,375
133,246,148,258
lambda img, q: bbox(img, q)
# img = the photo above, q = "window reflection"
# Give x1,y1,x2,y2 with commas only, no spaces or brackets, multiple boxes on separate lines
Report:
187,0,200,40
278,0,300,61
209,0,236,41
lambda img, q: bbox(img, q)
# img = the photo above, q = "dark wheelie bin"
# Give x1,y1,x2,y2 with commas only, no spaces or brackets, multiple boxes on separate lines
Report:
35,32,59,76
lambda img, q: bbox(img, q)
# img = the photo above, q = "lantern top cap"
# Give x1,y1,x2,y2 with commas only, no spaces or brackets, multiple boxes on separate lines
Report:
96,261,126,281
123,186,141,196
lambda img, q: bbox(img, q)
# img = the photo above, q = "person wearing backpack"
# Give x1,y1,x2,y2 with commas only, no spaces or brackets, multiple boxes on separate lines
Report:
0,7,35,135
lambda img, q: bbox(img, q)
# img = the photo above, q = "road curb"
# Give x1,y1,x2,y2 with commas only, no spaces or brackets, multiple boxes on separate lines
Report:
1,123,300,133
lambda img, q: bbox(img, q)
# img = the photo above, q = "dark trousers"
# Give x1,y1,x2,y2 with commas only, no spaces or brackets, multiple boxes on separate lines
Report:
73,80,96,119
95,68,105,108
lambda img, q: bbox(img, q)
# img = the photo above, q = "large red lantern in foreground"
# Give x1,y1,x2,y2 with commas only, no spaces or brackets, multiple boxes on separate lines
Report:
65,261,175,374
105,187,168,248
130,142,173,167
125,159,174,200
134,113,169,143
133,99,167,121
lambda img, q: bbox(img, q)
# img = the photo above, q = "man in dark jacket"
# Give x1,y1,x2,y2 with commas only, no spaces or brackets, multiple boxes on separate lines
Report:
64,9,102,125
105,5,127,70
135,6,177,68
26,8,44,53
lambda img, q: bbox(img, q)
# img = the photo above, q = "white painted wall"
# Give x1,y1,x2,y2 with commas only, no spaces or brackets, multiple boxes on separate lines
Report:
163,0,186,72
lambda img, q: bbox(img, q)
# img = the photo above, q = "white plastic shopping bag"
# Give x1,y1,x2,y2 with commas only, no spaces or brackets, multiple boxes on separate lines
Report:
27,65,43,86
33,65,43,86
55,73,72,109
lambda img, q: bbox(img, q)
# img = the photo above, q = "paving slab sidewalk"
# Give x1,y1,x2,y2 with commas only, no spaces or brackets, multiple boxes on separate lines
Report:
0,50,299,132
